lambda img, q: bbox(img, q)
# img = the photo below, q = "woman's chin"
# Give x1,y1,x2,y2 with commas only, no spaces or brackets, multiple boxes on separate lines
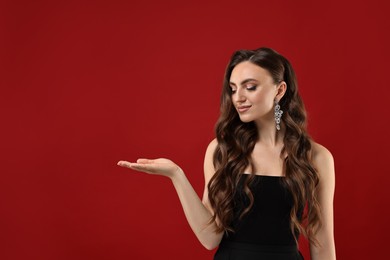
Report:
238,116,254,123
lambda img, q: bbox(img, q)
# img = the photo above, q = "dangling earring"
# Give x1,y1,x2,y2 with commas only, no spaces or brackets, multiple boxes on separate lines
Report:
274,99,283,131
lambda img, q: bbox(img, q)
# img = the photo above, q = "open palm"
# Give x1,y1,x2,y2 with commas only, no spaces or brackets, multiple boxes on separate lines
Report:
117,158,181,179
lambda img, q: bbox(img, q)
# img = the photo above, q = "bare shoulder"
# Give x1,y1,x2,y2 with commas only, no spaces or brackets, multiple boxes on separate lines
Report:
202,138,219,207
205,138,218,158
310,141,335,181
204,138,218,180
311,141,334,164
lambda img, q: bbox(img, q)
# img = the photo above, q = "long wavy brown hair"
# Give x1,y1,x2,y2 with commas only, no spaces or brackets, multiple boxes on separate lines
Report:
207,47,321,246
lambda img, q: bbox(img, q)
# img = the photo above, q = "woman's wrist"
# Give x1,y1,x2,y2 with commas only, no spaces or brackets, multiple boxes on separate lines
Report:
170,166,185,182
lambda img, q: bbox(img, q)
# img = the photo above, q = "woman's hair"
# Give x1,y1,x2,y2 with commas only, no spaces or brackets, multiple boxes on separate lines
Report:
207,47,321,245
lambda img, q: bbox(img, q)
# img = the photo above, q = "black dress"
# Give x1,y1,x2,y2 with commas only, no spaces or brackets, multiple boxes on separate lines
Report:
214,174,304,260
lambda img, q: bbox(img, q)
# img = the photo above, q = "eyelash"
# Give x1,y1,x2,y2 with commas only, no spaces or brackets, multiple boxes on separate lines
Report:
230,85,257,93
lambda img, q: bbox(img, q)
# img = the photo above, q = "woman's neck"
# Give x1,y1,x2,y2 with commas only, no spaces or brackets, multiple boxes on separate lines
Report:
255,119,285,147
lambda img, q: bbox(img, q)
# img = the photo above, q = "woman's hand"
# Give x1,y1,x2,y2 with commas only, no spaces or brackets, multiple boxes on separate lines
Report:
117,158,182,179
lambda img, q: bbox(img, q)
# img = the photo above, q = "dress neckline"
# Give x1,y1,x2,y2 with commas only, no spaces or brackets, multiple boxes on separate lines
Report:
242,173,285,178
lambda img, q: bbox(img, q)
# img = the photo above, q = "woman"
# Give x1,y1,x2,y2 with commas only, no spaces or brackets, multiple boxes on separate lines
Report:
117,47,336,259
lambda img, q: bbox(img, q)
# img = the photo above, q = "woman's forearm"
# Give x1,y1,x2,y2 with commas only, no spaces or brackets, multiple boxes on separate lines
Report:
116,158,222,249
170,169,223,250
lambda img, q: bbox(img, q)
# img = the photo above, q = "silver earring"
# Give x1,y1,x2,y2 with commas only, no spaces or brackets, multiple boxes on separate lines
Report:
274,100,283,131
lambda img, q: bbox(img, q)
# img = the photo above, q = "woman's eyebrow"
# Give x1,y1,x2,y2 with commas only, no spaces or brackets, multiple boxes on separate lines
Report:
229,78,258,86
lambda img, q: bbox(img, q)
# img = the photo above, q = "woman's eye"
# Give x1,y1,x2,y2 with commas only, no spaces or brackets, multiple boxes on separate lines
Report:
247,85,257,91
230,88,236,94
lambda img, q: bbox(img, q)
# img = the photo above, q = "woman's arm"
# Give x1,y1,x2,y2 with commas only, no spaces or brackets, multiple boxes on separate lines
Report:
310,143,336,260
117,139,223,250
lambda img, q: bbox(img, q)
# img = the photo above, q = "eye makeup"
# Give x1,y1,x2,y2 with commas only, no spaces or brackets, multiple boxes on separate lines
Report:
229,78,259,94
246,85,257,91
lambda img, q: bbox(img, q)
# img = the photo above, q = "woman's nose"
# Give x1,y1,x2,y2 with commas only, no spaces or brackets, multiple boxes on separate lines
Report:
235,88,246,102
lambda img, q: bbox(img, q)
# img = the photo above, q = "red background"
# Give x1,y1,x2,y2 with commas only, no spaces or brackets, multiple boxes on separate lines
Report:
1,0,389,259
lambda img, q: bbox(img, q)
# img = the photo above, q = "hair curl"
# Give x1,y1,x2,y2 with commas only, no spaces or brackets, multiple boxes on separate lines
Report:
207,47,321,246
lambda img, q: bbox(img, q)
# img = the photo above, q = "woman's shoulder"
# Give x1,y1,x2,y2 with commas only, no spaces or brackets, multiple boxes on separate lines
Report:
204,138,218,162
203,138,219,183
206,138,218,151
310,140,335,179
310,141,333,162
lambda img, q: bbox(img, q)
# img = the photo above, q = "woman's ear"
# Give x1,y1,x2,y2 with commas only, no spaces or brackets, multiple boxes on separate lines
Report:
275,81,287,101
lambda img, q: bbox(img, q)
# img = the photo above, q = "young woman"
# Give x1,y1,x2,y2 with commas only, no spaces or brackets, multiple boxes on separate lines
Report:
117,47,336,260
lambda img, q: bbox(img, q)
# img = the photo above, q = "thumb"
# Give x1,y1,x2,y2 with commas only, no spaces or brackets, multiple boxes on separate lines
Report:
136,158,153,164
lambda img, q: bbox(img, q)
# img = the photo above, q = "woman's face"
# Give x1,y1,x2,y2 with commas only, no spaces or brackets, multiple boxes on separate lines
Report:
229,61,278,123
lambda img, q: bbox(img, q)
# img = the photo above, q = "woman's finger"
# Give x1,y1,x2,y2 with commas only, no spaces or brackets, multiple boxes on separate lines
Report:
117,158,176,177
117,160,131,168
129,163,150,170
136,158,153,164
117,160,155,174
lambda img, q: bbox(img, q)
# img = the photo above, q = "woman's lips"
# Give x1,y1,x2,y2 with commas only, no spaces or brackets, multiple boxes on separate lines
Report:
237,105,251,113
